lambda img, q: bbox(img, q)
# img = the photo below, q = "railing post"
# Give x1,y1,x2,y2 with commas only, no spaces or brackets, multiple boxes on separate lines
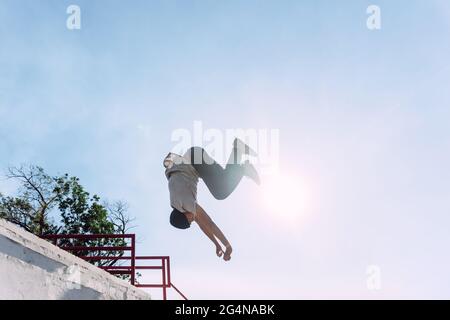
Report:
167,256,171,288
131,235,136,285
162,258,167,300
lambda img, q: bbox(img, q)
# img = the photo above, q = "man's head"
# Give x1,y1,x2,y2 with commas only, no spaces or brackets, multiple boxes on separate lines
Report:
170,208,194,229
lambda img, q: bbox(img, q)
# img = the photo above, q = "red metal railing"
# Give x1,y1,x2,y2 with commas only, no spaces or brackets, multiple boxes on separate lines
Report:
40,234,187,300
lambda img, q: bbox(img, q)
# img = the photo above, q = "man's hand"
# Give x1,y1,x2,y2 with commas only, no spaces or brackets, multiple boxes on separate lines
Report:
196,203,233,262
216,245,224,258
224,245,233,261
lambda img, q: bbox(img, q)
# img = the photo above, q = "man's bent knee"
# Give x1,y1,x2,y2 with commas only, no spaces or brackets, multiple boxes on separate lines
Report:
211,189,230,201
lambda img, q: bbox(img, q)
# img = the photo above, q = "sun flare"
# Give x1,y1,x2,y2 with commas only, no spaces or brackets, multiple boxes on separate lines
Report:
259,172,307,221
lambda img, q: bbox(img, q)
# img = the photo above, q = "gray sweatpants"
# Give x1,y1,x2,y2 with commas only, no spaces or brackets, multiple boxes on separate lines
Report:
186,147,245,200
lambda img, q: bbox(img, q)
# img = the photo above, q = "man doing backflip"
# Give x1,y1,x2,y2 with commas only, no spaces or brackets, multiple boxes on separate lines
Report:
164,139,260,261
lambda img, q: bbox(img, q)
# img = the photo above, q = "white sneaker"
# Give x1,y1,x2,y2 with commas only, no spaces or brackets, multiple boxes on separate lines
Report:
243,160,261,185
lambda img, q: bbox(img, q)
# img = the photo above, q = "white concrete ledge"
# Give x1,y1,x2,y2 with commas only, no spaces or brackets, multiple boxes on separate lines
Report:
0,218,150,300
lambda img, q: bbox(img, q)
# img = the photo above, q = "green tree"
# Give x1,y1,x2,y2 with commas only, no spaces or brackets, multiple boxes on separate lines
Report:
1,166,61,235
0,165,135,270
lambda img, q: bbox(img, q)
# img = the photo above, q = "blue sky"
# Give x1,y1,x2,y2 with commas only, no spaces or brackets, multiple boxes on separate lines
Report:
1,0,450,299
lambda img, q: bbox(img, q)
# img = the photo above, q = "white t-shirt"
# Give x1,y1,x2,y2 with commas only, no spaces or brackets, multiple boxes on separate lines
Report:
165,153,199,214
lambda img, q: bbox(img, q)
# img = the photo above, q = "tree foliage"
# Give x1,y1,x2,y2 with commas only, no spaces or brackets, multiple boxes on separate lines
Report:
0,165,135,269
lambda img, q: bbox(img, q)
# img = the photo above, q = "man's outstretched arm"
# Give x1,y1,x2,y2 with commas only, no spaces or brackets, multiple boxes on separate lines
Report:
196,217,225,258
195,204,233,261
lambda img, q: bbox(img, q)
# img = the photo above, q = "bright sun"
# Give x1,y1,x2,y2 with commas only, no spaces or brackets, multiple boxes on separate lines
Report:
259,172,307,222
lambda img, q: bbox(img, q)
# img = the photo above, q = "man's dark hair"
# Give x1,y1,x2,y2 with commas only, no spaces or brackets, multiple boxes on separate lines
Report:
170,208,191,229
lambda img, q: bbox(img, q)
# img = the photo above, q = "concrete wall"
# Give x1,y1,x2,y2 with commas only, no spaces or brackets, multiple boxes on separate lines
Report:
0,219,150,300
